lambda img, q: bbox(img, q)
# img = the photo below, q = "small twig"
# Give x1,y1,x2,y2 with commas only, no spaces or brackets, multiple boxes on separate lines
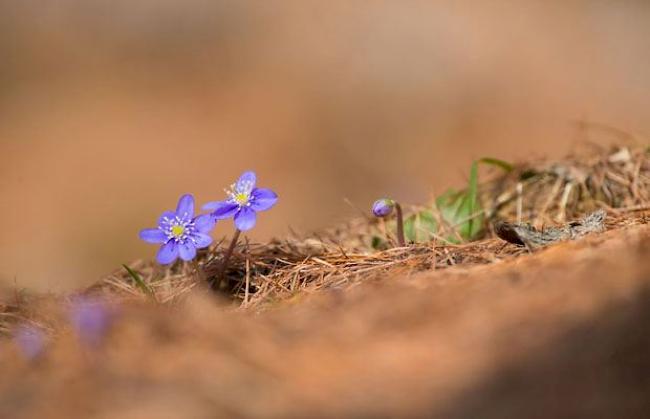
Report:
614,204,650,213
244,258,251,307
447,208,487,230
631,159,642,202
516,182,523,224
605,170,631,187
536,177,563,224
412,218,456,245
344,197,373,221
433,207,467,244
556,182,574,222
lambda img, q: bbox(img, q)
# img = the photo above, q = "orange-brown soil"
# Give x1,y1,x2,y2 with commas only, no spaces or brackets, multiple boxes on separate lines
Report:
1,220,649,418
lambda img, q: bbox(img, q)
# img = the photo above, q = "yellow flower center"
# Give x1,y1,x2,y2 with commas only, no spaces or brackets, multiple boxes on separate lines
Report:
234,192,249,206
171,225,185,238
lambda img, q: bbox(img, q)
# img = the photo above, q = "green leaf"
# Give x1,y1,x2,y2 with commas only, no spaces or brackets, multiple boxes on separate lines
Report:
465,160,480,238
519,169,538,181
370,235,384,250
436,189,464,243
403,210,438,242
477,157,514,172
123,264,155,299
436,157,512,242
436,171,482,241
379,156,513,246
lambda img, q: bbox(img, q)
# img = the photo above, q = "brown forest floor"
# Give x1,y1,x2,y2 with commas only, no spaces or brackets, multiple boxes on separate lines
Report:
1,145,650,418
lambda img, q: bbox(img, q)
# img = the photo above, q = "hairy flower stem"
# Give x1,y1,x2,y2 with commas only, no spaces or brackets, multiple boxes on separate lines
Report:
213,229,241,290
395,203,406,247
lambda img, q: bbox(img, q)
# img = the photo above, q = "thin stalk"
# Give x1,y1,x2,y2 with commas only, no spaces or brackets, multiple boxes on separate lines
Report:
395,203,406,247
213,229,241,291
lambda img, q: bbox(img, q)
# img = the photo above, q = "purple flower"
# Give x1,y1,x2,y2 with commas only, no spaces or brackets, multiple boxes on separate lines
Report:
69,297,114,348
139,194,215,264
202,171,278,231
372,198,395,217
13,325,46,360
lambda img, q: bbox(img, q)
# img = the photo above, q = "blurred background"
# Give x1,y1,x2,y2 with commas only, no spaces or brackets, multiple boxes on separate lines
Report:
1,0,649,291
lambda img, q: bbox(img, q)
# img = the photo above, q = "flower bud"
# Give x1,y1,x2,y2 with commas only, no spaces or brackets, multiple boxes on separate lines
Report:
372,198,395,217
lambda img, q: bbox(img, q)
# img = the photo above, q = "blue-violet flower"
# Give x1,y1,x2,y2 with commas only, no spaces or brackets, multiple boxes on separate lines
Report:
372,197,406,246
139,194,215,264
13,325,46,360
69,296,114,348
372,198,396,217
202,171,278,231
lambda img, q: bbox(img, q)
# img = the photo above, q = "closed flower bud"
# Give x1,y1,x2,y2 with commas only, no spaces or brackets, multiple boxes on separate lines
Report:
372,198,395,217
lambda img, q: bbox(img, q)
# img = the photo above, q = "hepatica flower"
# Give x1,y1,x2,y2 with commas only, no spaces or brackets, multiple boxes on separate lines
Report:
203,171,278,231
371,197,406,247
139,194,215,264
13,325,46,360
69,297,114,348
372,198,396,217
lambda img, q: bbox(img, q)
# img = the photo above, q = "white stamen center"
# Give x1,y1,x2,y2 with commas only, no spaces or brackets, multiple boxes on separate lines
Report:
226,180,254,207
160,215,196,243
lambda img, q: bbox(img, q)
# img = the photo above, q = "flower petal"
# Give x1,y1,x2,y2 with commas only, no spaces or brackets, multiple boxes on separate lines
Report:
203,201,239,219
202,200,224,211
175,194,195,221
156,241,179,265
178,242,197,261
191,233,213,249
236,171,257,192
14,326,46,360
158,211,176,226
69,297,111,347
193,214,216,233
234,206,257,231
250,188,278,211
139,228,168,244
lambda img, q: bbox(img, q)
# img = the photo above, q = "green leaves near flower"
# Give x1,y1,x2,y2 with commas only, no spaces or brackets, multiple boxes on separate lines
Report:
403,210,438,242
377,157,513,246
435,188,477,243
476,157,513,173
123,264,155,299
435,157,512,243
373,210,438,249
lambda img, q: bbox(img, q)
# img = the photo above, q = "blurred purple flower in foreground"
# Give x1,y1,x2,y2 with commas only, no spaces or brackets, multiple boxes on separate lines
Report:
372,198,396,218
69,297,114,348
13,325,45,360
203,171,278,231
140,194,215,264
